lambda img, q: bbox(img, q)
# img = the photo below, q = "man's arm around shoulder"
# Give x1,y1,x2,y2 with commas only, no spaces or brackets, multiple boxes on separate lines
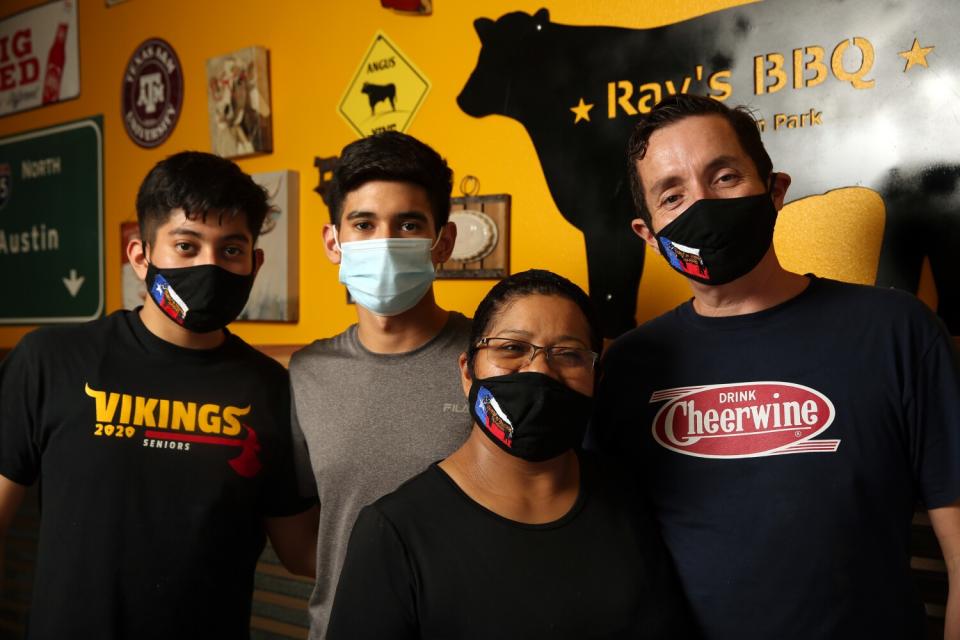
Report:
0,475,27,583
265,504,319,578
930,502,960,640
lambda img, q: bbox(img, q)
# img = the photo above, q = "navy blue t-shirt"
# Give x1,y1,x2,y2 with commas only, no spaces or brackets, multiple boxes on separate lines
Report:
590,277,960,639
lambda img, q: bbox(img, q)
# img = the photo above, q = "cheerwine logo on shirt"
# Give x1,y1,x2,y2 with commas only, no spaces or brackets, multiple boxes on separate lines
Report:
650,381,839,459
83,383,262,477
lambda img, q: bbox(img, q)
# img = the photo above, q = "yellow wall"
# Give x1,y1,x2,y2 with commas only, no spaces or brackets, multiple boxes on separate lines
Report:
0,0,934,349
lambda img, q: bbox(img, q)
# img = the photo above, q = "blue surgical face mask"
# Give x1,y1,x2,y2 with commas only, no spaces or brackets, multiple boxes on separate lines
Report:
335,228,441,316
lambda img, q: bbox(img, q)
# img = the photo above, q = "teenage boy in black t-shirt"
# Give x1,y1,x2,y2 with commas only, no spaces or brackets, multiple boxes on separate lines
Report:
0,152,318,639
589,95,960,639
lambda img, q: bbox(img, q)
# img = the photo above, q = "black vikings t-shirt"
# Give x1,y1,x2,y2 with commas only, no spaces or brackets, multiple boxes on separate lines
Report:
0,310,312,640
590,277,960,639
327,453,697,639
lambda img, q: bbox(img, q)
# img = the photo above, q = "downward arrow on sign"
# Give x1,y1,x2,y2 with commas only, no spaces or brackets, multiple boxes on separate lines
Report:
62,269,85,297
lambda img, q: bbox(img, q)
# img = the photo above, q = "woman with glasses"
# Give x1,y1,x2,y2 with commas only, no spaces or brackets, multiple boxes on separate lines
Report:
327,270,695,639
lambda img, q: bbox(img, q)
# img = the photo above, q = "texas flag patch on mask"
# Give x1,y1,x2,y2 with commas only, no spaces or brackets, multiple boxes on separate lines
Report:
474,386,515,447
659,237,711,279
151,274,189,324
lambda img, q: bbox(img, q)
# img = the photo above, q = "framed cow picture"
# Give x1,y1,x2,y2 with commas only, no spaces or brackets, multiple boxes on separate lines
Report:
206,46,273,158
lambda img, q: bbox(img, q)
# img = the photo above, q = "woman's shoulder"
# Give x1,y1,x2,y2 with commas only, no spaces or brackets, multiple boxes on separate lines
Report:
366,463,458,526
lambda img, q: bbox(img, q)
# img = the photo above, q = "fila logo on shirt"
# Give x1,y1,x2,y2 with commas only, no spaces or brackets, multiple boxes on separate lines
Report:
83,384,263,478
649,381,840,459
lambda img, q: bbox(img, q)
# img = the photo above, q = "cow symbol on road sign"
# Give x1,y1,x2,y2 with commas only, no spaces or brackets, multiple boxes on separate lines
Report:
338,32,430,137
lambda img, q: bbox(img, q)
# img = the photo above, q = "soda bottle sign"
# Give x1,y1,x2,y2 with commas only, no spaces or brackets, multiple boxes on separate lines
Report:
42,23,68,104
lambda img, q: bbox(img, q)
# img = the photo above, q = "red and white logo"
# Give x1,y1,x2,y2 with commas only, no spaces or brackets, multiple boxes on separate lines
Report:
650,381,839,459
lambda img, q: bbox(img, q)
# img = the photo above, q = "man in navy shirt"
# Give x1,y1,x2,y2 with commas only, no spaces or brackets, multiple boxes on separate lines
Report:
591,94,960,639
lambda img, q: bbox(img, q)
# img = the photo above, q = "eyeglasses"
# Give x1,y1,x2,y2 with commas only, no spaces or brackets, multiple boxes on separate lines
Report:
474,337,598,372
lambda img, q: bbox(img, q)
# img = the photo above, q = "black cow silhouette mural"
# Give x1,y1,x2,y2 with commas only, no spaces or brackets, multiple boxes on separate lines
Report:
457,3,960,337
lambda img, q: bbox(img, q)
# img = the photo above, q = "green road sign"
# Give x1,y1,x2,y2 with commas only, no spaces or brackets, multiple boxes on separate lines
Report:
0,116,104,324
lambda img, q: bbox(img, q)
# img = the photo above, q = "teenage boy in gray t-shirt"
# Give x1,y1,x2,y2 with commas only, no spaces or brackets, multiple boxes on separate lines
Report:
289,132,473,638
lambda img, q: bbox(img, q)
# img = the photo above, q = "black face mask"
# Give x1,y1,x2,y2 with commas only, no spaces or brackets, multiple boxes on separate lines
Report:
145,261,255,333
654,178,778,286
468,372,593,462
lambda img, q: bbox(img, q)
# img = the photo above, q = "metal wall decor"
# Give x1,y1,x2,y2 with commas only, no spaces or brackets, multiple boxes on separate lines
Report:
121,38,183,148
437,176,509,279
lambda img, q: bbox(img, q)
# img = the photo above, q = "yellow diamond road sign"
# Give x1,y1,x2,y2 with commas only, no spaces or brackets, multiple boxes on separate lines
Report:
339,32,431,137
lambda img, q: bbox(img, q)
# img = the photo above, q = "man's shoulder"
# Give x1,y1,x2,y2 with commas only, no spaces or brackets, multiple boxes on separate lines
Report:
814,277,925,308
604,304,688,364
288,325,358,373
431,311,472,354
225,334,289,381
807,278,941,332
14,312,125,358
446,311,472,336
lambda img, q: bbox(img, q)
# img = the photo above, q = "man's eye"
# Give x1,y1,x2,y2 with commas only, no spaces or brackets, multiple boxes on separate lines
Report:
353,222,373,231
400,222,421,232
224,246,243,257
175,242,194,252
661,193,682,207
716,172,739,184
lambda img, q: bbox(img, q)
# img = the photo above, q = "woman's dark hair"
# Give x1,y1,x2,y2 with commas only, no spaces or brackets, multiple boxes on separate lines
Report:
467,269,602,372
136,151,270,245
626,94,772,228
327,131,453,233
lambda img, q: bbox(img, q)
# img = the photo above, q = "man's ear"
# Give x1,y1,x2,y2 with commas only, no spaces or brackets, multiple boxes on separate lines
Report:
322,223,341,265
127,236,150,281
458,352,472,397
770,172,792,210
432,221,457,265
252,248,265,277
630,217,660,251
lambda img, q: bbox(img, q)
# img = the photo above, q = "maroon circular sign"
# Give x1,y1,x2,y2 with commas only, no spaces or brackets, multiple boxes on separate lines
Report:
121,38,183,148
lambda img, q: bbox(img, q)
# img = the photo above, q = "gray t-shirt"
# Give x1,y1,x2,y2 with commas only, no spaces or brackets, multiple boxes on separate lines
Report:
289,312,473,638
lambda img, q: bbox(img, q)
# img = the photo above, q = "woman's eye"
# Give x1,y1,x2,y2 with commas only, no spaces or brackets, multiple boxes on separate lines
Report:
175,242,193,252
494,342,528,356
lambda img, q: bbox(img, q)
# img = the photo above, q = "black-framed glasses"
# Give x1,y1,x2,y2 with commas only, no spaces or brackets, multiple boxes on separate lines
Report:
475,337,598,372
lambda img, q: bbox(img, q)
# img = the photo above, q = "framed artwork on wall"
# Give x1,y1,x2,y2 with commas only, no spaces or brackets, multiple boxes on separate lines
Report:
437,193,510,280
239,170,299,322
206,46,273,158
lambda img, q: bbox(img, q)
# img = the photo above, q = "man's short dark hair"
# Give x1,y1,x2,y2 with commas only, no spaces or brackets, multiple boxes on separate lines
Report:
326,131,453,233
136,151,270,245
626,94,772,227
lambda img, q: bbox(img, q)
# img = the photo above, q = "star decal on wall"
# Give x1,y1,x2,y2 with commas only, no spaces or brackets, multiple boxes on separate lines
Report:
570,98,594,124
899,38,934,72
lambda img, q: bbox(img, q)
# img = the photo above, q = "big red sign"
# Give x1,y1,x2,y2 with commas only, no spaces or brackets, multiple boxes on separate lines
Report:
0,0,79,116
